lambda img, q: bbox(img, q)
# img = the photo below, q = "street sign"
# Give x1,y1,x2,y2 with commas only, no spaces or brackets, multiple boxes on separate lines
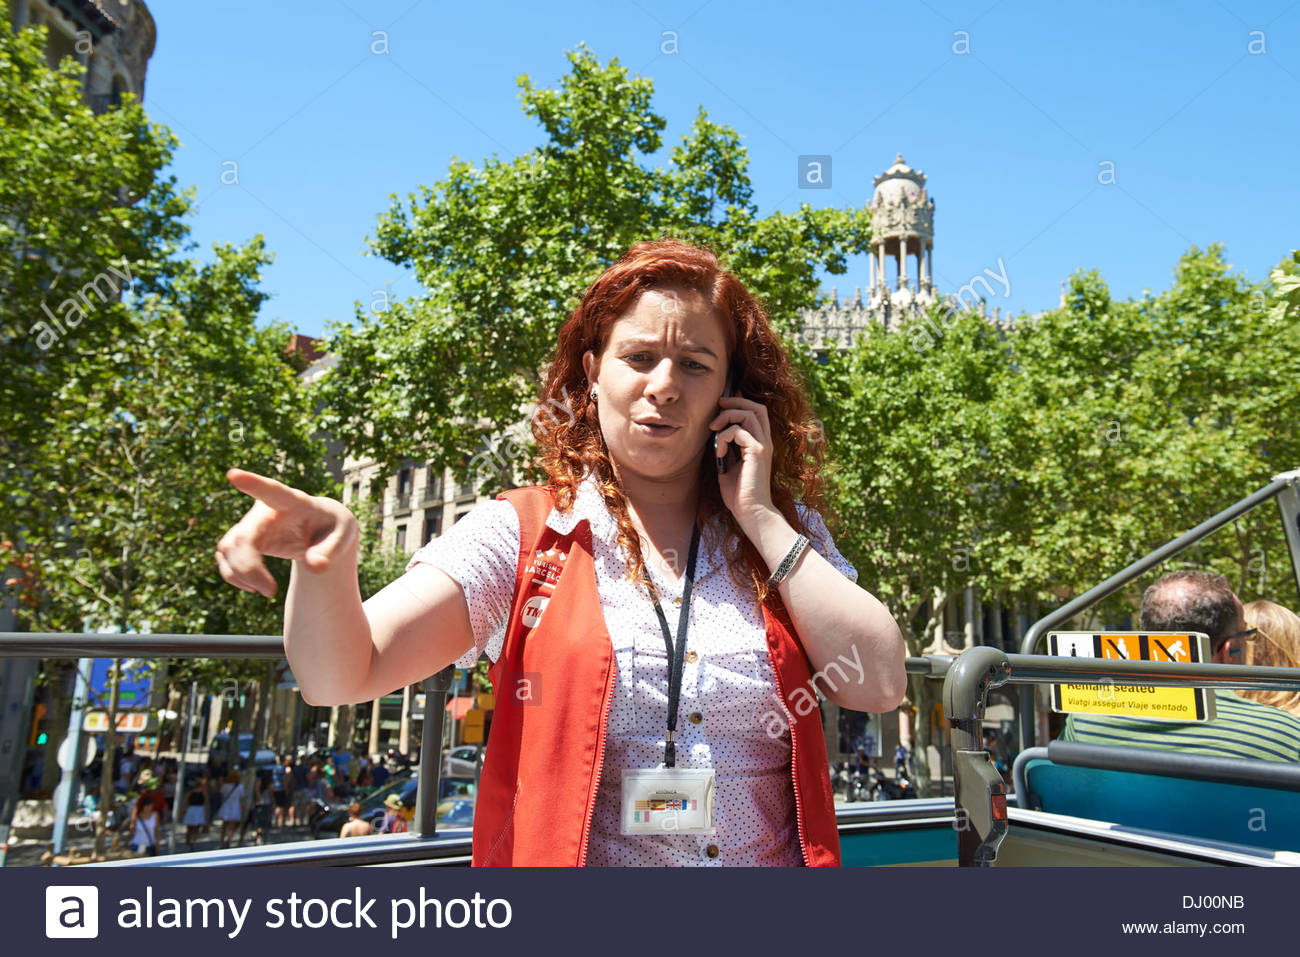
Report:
88,658,152,707
1048,632,1215,722
462,709,485,744
84,711,154,733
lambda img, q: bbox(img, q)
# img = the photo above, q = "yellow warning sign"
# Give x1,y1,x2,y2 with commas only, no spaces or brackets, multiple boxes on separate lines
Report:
1048,632,1215,722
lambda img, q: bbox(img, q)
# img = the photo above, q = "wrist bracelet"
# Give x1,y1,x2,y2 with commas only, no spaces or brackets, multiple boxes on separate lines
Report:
765,534,811,588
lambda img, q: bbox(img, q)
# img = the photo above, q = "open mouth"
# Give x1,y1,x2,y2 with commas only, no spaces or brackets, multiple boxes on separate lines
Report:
635,422,679,437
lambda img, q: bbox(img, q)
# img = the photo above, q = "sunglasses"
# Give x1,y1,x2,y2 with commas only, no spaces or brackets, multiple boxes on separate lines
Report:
1223,626,1259,642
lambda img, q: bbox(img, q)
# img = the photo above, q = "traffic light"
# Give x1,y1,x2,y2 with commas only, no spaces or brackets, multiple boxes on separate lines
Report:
28,702,46,747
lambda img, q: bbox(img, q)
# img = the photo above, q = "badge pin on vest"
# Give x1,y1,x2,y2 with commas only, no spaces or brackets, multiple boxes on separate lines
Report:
527,544,568,591
521,543,569,627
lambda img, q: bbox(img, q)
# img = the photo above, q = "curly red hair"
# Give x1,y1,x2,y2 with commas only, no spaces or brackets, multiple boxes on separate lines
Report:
533,238,833,605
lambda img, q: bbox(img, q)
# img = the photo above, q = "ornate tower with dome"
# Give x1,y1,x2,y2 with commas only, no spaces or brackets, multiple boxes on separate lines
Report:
796,153,947,354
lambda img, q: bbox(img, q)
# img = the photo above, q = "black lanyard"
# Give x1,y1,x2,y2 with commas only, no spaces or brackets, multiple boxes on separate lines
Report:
646,523,701,768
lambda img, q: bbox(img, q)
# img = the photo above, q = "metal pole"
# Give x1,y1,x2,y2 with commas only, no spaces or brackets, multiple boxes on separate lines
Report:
0,633,285,658
414,666,453,838
291,694,302,757
169,681,196,854
52,658,91,857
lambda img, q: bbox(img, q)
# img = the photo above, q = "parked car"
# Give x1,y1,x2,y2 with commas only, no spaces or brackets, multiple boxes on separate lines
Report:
435,796,476,828
441,745,484,777
311,773,477,836
208,733,276,772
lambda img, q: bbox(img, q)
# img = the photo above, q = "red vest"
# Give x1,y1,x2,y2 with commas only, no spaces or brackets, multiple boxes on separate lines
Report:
471,485,841,866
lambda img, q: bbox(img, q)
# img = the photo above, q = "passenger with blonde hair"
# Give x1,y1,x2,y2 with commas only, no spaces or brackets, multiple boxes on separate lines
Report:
1240,599,1300,717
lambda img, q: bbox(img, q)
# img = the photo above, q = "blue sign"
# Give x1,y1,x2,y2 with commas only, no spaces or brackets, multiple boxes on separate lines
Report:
88,659,152,708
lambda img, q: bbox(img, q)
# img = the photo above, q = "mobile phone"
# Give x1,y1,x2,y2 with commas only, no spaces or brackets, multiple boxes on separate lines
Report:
714,364,742,474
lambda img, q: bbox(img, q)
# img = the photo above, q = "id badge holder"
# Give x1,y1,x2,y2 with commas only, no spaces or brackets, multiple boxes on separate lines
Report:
620,767,716,835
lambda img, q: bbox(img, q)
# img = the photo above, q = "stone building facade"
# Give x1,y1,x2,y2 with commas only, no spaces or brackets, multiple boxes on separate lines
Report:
8,0,156,113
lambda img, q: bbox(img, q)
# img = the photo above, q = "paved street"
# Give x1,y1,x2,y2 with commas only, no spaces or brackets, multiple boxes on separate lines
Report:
5,820,322,867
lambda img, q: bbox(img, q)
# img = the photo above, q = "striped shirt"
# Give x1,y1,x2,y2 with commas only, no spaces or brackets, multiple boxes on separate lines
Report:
1060,690,1300,762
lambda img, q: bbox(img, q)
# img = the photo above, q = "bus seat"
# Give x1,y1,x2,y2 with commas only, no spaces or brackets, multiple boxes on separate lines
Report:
1021,747,1300,852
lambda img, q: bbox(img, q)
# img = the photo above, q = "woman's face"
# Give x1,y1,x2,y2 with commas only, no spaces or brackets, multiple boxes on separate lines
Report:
582,286,730,484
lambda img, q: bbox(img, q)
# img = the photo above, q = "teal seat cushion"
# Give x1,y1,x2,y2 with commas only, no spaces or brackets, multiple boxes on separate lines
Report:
1024,759,1300,851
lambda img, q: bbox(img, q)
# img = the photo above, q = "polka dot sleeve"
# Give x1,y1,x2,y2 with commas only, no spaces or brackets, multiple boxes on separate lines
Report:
404,498,520,668
795,502,858,584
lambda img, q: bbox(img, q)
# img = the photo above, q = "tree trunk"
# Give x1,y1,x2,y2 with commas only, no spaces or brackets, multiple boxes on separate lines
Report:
222,684,245,774
93,658,122,858
331,704,356,754
257,662,275,750
909,674,935,795
165,685,185,754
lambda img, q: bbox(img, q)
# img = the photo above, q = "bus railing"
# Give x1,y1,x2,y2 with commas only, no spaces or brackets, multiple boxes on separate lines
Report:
6,633,1300,867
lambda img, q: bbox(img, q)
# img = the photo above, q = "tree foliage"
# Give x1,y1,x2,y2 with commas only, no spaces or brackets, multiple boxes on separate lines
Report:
817,244,1300,789
0,24,190,465
315,45,871,487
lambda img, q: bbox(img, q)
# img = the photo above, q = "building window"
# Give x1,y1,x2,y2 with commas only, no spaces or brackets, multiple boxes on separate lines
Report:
45,27,77,71
423,465,442,504
394,524,407,551
394,467,413,512
423,513,442,544
350,481,361,504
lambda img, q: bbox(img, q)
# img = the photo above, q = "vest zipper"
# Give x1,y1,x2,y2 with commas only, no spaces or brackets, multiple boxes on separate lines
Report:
577,651,616,866
764,627,810,866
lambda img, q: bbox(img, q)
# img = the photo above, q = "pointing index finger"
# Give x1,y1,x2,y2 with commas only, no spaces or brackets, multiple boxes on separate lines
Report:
226,468,307,511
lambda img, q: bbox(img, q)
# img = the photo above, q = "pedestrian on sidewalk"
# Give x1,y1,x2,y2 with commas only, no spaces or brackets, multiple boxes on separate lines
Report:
182,773,210,850
378,793,407,834
240,766,274,845
129,775,163,857
339,802,372,838
271,756,292,828
216,770,244,848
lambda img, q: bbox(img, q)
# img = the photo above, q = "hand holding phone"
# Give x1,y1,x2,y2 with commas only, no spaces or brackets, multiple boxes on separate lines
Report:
714,365,742,474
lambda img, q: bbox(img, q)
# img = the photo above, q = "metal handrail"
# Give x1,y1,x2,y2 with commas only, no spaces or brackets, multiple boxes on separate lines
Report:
1013,742,1300,811
1017,470,1300,753
0,633,283,659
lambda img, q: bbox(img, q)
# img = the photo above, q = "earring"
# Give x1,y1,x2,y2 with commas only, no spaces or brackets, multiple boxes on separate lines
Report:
589,389,597,402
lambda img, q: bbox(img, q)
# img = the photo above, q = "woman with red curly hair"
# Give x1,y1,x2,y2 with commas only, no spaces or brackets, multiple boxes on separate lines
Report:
216,239,905,866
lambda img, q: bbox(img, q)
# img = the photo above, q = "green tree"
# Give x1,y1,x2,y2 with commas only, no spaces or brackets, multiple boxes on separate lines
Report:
316,45,871,488
0,24,189,486
816,303,1018,791
3,236,330,854
1001,246,1300,623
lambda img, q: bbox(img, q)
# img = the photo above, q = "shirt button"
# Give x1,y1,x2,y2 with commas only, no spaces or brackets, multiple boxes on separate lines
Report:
705,844,719,858
685,651,698,663
689,711,703,724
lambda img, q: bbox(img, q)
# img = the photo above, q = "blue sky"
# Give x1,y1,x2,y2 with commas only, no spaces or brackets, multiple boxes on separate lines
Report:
144,0,1300,338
